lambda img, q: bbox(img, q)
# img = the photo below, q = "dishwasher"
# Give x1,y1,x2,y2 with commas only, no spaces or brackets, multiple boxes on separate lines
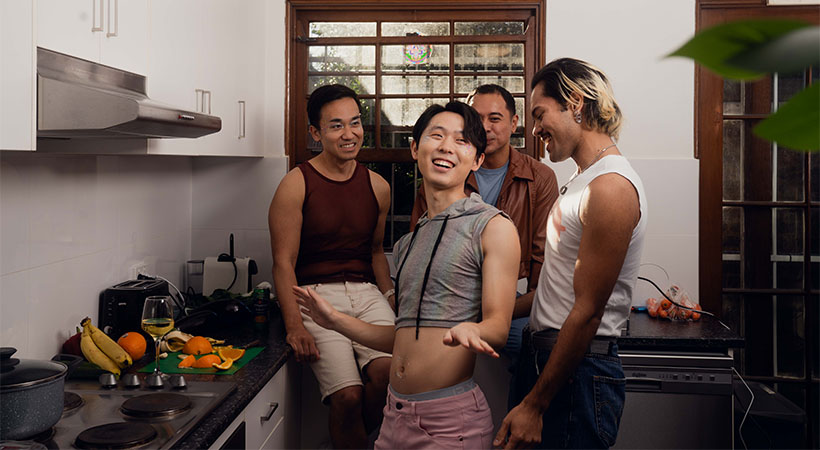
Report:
613,349,735,449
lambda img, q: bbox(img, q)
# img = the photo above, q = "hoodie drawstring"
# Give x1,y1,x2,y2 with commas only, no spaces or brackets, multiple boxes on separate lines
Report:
415,215,449,339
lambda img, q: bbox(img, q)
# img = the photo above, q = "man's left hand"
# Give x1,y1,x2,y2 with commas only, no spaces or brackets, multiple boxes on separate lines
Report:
493,400,544,449
442,323,498,357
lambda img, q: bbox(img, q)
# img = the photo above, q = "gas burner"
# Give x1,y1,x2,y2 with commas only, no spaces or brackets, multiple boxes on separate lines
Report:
120,393,192,419
63,391,83,415
74,422,157,449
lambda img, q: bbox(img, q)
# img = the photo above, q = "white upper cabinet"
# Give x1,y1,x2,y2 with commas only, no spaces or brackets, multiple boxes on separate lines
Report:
37,0,148,75
1,0,36,151
147,0,265,156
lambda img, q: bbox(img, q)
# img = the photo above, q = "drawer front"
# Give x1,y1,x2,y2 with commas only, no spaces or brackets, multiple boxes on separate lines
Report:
246,363,288,449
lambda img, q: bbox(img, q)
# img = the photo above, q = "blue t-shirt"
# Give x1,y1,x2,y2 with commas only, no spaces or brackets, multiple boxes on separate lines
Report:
474,161,509,206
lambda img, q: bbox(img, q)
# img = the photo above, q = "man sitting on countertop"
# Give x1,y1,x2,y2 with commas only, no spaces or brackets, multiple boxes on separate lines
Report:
495,58,647,449
268,84,395,448
294,101,520,449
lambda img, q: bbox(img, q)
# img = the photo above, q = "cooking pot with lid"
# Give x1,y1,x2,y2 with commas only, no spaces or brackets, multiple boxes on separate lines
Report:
0,347,82,440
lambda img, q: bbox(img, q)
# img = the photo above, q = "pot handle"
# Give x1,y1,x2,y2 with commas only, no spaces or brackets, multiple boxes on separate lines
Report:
52,353,84,377
0,347,20,372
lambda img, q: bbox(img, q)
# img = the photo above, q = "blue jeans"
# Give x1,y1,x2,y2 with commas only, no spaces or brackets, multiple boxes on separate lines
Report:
509,330,626,449
501,316,529,369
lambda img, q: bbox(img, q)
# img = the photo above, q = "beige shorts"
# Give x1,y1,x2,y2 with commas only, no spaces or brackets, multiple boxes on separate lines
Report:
300,281,395,402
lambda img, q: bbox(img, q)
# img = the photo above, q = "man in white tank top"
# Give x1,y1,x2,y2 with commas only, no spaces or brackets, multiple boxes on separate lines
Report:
495,58,647,449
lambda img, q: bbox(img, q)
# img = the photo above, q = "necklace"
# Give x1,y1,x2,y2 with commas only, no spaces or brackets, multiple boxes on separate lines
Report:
559,143,617,195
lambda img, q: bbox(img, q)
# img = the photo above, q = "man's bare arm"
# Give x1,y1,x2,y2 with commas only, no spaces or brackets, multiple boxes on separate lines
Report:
369,171,395,309
269,168,319,362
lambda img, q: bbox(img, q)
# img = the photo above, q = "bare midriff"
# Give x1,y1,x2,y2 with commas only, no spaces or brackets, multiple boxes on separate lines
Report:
389,327,477,395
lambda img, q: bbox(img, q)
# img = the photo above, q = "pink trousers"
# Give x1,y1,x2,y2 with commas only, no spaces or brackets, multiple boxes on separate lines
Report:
375,383,495,449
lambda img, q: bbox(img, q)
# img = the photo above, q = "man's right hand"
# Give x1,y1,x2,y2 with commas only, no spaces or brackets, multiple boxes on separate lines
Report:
286,326,319,363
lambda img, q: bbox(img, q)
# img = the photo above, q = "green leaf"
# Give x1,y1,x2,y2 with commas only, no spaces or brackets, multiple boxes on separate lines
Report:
668,19,812,80
728,26,820,75
753,83,820,152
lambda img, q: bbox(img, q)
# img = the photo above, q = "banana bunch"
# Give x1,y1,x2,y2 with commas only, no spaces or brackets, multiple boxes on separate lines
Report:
80,317,132,376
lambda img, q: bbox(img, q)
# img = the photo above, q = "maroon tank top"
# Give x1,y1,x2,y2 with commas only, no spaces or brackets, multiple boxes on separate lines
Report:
295,161,379,285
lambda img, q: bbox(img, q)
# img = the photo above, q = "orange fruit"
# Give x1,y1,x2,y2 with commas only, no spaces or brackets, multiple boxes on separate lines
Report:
192,354,222,368
117,332,147,360
182,336,214,355
660,299,672,310
658,309,669,319
218,347,245,361
213,358,234,370
177,354,195,368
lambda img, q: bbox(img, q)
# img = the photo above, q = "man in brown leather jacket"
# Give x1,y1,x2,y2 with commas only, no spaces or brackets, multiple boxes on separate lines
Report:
411,84,559,366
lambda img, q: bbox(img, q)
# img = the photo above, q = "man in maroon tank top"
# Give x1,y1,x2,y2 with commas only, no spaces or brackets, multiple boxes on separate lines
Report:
269,85,396,448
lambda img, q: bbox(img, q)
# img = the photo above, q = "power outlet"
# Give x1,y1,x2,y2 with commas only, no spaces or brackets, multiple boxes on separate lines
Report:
128,262,148,280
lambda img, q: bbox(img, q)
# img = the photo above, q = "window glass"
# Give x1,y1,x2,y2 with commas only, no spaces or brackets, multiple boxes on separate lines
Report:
775,296,805,379
454,21,524,35
381,75,450,95
381,45,450,72
382,22,450,37
722,120,742,201
309,76,376,95
309,45,376,72
309,22,376,37
454,43,525,71
454,76,525,94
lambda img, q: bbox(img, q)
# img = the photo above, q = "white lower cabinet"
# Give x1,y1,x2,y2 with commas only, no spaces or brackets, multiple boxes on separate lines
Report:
211,361,299,450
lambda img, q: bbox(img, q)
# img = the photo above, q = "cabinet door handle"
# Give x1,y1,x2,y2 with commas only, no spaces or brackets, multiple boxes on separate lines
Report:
261,402,279,421
203,90,212,114
238,101,246,139
92,0,104,32
106,0,118,37
195,89,204,113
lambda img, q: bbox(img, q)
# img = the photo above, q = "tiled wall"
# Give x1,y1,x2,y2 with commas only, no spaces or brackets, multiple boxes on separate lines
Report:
0,153,193,358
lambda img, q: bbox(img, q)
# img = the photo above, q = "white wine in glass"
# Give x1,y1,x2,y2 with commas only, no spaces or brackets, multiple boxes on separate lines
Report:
141,295,174,379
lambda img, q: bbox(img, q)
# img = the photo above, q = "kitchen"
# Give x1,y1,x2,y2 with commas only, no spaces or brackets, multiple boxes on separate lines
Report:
1,0,817,449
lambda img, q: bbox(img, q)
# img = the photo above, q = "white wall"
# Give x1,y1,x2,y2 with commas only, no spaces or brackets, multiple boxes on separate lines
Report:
543,0,699,304
0,153,193,358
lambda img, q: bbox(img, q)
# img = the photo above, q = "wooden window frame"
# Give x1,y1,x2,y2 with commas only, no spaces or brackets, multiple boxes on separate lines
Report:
285,0,546,167
696,1,819,447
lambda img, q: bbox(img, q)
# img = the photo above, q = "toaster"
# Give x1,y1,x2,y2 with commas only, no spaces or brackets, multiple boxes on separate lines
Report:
99,279,169,338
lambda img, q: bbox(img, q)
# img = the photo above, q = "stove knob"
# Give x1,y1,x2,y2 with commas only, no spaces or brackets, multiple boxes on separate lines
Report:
145,372,165,388
122,373,141,388
169,374,187,389
99,372,117,389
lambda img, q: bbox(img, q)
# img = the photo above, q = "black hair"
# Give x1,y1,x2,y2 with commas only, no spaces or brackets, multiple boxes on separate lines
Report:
307,84,362,129
466,84,517,117
412,102,487,158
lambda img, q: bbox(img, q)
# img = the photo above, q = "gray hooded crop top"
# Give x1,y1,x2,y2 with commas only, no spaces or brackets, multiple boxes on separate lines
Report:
393,193,508,337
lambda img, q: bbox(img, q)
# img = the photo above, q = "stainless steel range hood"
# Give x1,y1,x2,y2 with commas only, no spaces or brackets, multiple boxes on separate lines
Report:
37,47,221,139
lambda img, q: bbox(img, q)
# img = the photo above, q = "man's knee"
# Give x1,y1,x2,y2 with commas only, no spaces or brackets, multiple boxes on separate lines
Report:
364,357,391,389
328,385,363,411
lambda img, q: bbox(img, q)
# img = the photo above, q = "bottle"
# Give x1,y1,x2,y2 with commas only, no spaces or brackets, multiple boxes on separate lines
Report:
253,287,269,334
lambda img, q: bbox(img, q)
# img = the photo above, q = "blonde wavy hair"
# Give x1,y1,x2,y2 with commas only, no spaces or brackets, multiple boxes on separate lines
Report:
531,58,623,140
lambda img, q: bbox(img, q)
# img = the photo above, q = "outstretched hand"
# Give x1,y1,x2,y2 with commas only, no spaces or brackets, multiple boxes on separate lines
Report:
292,286,337,331
442,323,499,357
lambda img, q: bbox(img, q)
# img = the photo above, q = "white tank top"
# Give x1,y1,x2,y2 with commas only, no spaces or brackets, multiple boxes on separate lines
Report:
529,155,647,337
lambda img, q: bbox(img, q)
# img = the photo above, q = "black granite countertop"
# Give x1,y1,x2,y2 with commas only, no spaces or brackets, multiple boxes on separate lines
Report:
168,316,292,449
617,311,744,351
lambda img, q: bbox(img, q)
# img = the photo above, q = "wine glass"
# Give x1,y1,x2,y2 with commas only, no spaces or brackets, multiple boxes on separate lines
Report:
141,295,174,386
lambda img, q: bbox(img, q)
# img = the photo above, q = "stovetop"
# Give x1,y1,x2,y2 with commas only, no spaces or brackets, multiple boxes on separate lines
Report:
21,377,235,450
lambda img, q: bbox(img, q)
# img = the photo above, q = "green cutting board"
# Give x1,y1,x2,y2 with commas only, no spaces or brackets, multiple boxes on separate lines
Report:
138,347,264,375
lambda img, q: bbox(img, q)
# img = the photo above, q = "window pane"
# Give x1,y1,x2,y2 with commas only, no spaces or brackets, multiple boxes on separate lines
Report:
454,76,525,94
722,120,742,201
381,75,449,95
380,98,449,148
309,45,375,72
381,45,449,72
309,76,376,95
811,153,819,202
775,146,805,202
743,294,774,377
776,262,803,289
454,21,525,35
454,43,524,71
723,260,741,288
742,120,774,202
775,208,804,256
382,22,449,37
723,79,742,114
723,206,742,254
777,71,806,107
309,22,376,37
812,207,819,290
775,296,805,379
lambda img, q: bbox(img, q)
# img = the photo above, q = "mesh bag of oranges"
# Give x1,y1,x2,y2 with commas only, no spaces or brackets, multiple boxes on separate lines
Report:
646,284,702,321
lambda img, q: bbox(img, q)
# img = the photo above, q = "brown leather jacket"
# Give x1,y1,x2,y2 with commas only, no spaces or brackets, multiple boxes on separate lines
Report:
411,148,559,290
